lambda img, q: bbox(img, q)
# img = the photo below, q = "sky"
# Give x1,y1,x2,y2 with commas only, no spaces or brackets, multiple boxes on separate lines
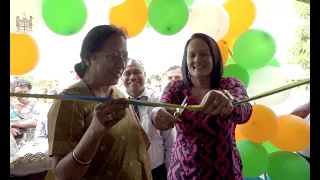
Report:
27,0,301,80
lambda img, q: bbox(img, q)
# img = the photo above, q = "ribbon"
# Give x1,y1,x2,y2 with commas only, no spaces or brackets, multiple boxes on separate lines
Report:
10,78,309,111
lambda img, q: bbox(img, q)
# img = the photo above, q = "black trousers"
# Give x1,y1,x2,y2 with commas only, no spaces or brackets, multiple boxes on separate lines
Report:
152,163,167,180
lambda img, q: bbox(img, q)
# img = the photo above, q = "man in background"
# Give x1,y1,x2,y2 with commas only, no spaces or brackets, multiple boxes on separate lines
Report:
50,80,59,93
122,59,176,180
34,89,58,140
148,74,162,96
161,65,182,90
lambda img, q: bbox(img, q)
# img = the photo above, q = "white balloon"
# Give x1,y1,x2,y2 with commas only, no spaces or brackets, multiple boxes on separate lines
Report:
10,0,42,34
188,3,230,41
109,0,125,7
85,0,125,7
247,67,291,106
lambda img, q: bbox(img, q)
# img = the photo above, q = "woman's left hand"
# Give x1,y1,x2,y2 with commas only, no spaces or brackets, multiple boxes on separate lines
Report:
199,90,233,116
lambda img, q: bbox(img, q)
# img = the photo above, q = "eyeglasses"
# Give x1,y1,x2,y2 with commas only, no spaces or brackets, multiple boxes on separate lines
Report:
104,52,129,63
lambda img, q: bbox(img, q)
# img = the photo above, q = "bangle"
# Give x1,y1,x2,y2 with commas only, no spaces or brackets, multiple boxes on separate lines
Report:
221,90,234,101
72,150,92,165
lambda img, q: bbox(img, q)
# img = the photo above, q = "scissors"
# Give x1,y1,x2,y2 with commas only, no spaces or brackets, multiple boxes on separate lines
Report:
174,96,188,119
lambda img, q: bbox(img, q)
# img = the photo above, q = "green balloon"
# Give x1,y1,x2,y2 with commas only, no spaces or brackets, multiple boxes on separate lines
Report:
247,69,256,77
146,21,152,28
268,57,281,67
146,0,152,29
42,0,87,36
223,64,249,87
233,29,277,70
225,57,235,66
262,142,280,154
148,0,189,35
237,140,269,178
267,151,310,180
185,0,194,6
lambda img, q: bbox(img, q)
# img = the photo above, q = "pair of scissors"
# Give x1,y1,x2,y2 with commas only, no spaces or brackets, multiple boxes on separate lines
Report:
174,96,188,119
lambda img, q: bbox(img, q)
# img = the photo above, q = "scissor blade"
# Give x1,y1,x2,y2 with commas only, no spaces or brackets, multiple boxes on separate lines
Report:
180,103,188,114
179,96,188,114
181,96,188,106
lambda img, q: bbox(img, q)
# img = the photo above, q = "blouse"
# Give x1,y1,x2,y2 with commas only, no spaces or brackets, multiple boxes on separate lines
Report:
161,77,252,180
48,80,152,180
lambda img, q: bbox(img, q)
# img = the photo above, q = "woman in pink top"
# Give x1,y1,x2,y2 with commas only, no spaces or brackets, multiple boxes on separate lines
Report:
151,33,252,180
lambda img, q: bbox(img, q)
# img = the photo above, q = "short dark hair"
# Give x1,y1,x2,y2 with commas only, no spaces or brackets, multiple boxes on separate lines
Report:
74,25,127,79
126,58,146,77
181,33,223,89
166,65,181,73
11,78,32,91
128,58,145,69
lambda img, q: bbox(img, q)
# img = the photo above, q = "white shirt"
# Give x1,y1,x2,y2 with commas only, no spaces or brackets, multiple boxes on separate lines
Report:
124,88,176,170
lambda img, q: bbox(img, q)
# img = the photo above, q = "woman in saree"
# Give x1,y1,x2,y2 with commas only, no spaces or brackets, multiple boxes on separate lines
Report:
48,25,152,180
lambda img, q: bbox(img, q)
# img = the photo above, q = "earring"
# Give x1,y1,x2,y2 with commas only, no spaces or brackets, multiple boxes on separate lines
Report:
188,71,191,78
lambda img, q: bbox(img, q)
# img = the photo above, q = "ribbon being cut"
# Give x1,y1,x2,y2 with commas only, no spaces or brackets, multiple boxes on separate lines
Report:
10,78,309,110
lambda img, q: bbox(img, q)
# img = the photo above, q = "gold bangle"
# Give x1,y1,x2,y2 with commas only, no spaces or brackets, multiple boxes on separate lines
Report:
72,150,92,165
221,90,234,101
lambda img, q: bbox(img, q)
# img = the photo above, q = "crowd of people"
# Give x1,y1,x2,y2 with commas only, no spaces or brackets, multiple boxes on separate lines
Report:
9,25,310,180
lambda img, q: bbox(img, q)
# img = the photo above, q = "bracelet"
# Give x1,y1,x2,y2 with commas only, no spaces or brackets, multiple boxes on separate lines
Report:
221,90,234,101
72,150,92,165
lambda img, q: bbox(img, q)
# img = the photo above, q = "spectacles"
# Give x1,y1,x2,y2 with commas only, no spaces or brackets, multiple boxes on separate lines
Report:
104,52,129,63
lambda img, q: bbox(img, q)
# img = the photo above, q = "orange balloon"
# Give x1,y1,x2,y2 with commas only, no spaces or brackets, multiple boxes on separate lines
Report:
222,0,256,42
269,115,310,152
109,0,148,38
238,104,279,143
10,33,40,75
223,38,236,51
217,40,228,66
235,126,246,142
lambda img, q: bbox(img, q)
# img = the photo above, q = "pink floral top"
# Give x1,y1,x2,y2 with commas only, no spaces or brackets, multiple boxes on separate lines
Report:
161,77,252,180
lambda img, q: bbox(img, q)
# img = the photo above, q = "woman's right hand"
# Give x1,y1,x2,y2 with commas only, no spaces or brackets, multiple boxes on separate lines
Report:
152,108,179,131
10,127,21,137
90,98,129,132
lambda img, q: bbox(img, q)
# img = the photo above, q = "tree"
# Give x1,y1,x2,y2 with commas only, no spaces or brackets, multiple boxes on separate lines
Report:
289,1,310,71
22,75,54,89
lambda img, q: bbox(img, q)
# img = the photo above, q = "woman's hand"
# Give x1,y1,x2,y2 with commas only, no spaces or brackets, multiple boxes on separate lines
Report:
152,108,179,131
10,122,18,128
10,127,21,137
200,90,233,116
90,98,129,133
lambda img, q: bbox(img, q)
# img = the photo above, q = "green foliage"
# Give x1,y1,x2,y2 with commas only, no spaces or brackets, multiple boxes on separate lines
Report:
21,75,54,89
289,1,310,70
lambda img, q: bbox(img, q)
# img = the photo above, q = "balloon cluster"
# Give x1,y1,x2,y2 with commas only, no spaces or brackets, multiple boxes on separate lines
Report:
10,0,90,75
109,0,191,37
235,104,310,180
109,0,292,105
9,0,298,105
200,0,291,106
